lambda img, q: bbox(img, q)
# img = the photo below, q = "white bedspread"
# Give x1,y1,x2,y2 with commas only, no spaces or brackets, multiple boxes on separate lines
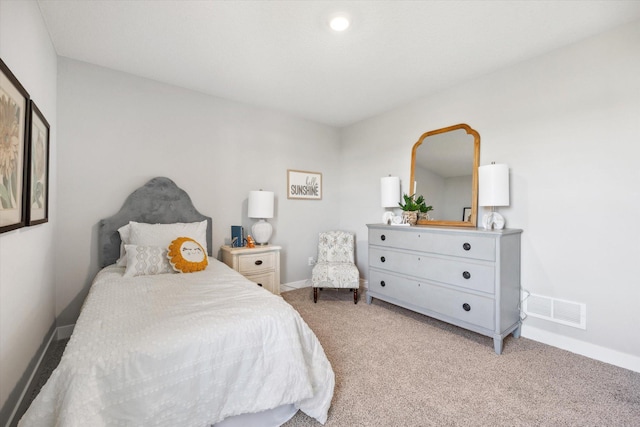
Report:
19,259,334,426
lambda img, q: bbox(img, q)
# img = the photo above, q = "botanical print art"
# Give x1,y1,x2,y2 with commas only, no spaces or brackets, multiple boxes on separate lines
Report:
0,64,27,230
31,122,46,208
28,104,49,224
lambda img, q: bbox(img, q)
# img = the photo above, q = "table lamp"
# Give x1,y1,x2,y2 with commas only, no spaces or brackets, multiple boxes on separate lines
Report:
248,190,274,245
478,163,509,230
381,176,400,224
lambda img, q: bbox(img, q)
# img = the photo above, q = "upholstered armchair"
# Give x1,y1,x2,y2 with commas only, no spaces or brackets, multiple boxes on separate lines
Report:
311,231,360,304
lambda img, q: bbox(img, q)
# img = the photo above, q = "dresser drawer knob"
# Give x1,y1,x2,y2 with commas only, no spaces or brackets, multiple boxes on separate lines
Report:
257,283,263,287
380,281,386,287
380,256,386,262
255,260,263,266
381,235,386,241
463,303,471,311
463,242,471,251
462,271,471,279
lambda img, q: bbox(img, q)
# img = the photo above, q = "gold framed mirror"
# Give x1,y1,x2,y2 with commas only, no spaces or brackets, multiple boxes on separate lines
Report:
410,123,480,227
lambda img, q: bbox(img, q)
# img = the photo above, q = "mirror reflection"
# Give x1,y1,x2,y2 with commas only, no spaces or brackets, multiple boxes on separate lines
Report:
410,124,480,227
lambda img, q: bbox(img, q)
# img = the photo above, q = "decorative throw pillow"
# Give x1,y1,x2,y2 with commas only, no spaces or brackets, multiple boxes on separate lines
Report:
167,237,208,273
129,221,208,254
123,245,175,277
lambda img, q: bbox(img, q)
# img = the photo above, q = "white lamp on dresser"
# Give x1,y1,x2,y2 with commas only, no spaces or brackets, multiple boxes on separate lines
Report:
478,163,510,230
248,190,274,245
380,176,400,224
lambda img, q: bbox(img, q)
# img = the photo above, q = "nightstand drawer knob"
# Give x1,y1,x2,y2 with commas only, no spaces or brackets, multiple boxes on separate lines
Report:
381,235,386,241
380,256,386,262
463,303,471,311
257,283,263,287
380,281,386,287
463,271,471,279
463,242,471,251
254,260,263,266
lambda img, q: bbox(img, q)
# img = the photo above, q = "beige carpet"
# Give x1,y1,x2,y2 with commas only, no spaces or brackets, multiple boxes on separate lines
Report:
281,287,640,426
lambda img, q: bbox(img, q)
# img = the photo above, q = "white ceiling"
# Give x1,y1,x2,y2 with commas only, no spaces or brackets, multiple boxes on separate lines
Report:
37,0,640,127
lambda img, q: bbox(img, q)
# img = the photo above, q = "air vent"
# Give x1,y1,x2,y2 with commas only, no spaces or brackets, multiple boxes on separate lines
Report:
524,294,586,329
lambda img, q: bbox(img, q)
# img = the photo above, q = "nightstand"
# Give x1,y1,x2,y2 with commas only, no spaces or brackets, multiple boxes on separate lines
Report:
220,245,282,295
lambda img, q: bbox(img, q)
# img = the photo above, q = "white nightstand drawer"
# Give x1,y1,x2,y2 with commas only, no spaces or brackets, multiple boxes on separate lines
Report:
239,252,276,274
245,271,276,293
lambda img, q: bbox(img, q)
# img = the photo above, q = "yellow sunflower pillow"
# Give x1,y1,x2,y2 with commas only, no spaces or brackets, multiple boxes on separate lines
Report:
167,237,208,273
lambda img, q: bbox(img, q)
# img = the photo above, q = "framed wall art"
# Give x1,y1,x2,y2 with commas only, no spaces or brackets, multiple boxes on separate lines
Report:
462,207,472,222
287,169,322,200
27,101,50,225
0,58,30,234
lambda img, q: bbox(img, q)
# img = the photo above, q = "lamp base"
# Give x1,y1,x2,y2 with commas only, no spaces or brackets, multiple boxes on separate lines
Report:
482,211,505,230
251,219,273,245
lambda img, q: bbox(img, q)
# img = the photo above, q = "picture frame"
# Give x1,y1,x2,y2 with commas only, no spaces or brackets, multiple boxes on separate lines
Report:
462,207,472,222
27,101,50,226
0,58,30,234
287,169,322,200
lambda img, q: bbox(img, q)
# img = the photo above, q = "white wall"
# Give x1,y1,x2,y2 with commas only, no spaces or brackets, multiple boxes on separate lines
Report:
56,58,341,325
340,20,640,369
0,0,57,420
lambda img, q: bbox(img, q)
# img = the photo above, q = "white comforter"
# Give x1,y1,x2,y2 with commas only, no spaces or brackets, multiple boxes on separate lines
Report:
19,259,334,426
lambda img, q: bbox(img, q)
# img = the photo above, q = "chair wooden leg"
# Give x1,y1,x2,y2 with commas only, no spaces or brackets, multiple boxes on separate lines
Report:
353,288,358,304
313,287,318,303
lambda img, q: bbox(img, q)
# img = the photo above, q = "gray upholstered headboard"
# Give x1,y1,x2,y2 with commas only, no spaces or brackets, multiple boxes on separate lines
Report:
98,177,213,268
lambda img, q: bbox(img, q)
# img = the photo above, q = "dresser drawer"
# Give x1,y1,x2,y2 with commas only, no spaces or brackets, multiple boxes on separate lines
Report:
369,227,495,261
369,270,495,330
369,247,495,294
238,252,275,274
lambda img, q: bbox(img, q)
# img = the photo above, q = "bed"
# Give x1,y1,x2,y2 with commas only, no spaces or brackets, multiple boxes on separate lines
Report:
19,177,334,426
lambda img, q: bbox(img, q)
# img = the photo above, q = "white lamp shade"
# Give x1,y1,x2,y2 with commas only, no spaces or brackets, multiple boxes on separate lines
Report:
381,176,400,207
248,190,274,218
479,164,510,207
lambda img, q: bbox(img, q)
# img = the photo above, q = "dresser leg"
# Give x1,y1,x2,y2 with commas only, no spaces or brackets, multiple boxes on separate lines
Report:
366,294,372,305
493,337,503,355
513,324,522,339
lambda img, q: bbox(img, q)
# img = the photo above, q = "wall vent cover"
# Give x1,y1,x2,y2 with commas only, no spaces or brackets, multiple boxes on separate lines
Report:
523,294,586,329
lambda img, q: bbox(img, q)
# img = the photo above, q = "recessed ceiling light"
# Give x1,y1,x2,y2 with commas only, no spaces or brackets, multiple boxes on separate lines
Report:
329,15,350,32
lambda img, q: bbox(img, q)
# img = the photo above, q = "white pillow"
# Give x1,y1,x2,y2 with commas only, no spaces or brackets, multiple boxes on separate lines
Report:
129,220,208,253
116,224,132,267
123,245,174,277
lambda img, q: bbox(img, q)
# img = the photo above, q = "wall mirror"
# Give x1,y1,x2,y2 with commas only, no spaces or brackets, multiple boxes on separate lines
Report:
410,123,480,227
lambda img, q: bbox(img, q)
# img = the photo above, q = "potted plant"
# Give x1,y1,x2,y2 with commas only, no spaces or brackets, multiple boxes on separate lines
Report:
418,200,434,221
399,194,434,224
398,194,422,225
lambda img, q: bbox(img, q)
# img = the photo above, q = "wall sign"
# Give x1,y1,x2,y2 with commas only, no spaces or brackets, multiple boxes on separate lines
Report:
287,169,322,200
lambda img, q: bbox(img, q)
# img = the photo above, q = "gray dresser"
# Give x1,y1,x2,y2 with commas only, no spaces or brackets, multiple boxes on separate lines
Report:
367,224,522,354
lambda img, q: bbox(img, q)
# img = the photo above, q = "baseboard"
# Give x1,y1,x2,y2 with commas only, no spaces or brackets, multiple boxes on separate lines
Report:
56,324,75,340
522,325,640,373
3,324,56,427
280,280,310,292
